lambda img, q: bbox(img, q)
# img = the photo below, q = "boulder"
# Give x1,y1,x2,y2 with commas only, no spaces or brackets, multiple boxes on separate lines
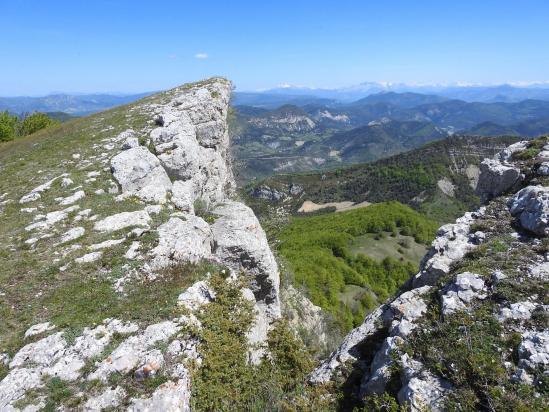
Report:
508,185,549,236
210,201,280,311
151,216,213,268
158,141,201,181
111,146,172,203
476,158,522,202
538,162,549,176
497,141,528,162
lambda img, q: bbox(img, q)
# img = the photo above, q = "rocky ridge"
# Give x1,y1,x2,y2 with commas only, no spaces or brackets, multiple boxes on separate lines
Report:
0,78,282,411
309,138,549,410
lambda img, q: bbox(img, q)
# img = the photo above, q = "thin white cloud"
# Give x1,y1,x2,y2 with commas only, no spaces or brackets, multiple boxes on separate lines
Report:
194,53,208,59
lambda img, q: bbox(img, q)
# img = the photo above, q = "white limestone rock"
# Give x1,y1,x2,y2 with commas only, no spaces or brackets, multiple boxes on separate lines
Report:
125,241,141,259
89,238,125,250
497,141,528,162
0,368,43,409
508,185,549,236
528,261,549,280
171,180,196,212
360,336,404,395
9,332,66,369
177,280,215,311
210,201,280,312
518,331,549,371
75,251,103,264
128,377,190,412
94,210,151,233
19,174,69,204
476,158,522,202
152,216,213,268
59,226,85,244
397,354,452,412
111,146,172,203
538,162,549,176
498,301,541,322
83,386,126,411
441,272,487,315
282,285,328,351
413,209,484,287
24,322,55,339
115,129,136,142
385,286,431,337
121,136,140,150
88,321,179,382
309,306,386,384
61,177,74,187
25,205,79,232
158,140,201,181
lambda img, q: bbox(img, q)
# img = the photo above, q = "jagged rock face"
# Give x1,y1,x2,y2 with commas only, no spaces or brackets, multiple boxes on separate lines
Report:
148,81,233,206
310,139,549,409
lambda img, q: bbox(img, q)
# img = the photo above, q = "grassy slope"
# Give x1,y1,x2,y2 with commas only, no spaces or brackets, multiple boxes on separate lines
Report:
0,84,214,354
277,202,438,332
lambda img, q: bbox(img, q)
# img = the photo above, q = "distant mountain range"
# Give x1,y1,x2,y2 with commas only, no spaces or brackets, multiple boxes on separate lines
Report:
234,82,549,106
0,92,154,116
231,90,549,182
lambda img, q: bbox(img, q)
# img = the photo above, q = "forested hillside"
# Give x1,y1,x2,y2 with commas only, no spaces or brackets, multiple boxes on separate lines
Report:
278,202,438,332
246,135,519,223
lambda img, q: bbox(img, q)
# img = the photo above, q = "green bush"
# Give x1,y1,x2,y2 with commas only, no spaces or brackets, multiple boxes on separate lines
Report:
0,110,59,143
19,112,59,136
189,273,324,411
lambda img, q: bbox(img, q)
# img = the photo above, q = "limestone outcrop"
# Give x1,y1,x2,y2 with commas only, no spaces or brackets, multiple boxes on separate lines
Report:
508,185,549,236
310,139,549,410
0,78,281,411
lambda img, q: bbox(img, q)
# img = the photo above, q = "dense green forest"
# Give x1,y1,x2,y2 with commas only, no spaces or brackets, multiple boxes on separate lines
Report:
277,202,438,331
0,111,60,142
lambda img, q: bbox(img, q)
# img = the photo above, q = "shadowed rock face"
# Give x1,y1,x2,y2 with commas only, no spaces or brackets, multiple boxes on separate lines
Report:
309,139,549,410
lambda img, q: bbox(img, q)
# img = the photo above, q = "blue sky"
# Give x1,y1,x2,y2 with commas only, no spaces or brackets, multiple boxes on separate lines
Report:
1,0,548,95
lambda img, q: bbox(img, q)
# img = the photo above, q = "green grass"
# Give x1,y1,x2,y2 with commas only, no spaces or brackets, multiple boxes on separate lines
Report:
0,79,230,355
277,202,438,332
